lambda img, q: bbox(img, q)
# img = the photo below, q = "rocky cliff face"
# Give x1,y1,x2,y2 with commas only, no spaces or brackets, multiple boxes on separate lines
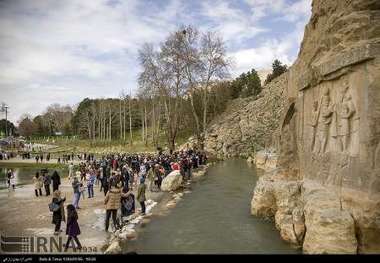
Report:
251,0,380,254
204,73,288,159
197,0,380,254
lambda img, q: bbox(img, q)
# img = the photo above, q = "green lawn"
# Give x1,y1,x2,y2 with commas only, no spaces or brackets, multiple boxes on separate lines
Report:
29,129,193,154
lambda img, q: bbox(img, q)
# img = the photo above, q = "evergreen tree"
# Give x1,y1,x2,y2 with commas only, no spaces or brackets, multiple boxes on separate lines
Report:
264,59,287,85
230,68,262,98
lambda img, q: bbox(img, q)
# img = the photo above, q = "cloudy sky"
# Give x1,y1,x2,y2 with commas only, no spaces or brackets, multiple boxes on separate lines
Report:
0,0,311,124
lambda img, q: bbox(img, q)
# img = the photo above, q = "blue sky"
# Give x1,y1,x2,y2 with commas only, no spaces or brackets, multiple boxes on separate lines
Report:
0,0,311,123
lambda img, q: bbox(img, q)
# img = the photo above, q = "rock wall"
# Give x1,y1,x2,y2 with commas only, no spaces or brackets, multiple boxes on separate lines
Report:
251,0,380,254
204,73,288,159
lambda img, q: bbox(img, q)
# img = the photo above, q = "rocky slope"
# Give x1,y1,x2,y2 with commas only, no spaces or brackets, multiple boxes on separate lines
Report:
204,73,288,159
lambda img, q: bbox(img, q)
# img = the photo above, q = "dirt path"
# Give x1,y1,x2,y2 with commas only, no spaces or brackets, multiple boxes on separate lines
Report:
0,176,162,254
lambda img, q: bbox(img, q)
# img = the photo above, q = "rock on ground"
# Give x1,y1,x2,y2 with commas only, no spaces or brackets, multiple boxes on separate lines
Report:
104,239,122,254
161,170,183,191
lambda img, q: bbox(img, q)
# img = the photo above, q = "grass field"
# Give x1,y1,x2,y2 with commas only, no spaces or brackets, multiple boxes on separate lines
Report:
28,129,193,155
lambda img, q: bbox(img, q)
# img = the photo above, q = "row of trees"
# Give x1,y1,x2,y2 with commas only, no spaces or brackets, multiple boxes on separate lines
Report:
15,104,73,138
12,26,288,151
0,119,16,136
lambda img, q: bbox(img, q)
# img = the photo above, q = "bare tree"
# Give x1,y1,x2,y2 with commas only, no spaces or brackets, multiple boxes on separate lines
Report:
181,26,230,148
129,89,133,145
138,40,186,152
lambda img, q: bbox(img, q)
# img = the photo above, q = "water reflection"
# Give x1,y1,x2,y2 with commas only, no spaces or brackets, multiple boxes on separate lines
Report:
0,167,66,189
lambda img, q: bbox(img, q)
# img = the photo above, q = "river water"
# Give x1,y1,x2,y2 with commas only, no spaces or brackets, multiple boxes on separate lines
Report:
0,167,66,189
126,159,299,254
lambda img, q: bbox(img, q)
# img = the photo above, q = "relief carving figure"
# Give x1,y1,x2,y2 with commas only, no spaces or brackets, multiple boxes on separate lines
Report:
310,101,319,151
313,87,334,154
332,79,356,152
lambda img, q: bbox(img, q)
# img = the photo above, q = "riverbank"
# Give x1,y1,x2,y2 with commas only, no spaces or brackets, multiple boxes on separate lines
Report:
0,164,211,254
0,158,79,169
102,164,211,254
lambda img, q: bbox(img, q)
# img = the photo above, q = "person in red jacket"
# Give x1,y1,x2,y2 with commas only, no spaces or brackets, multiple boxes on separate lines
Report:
171,162,180,171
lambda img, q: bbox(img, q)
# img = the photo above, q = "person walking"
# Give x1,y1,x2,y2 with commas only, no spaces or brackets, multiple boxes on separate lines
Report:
147,165,155,192
51,190,66,235
86,171,95,198
43,173,51,196
6,169,13,190
72,176,81,209
101,168,109,196
154,165,163,191
104,182,121,232
9,172,16,190
121,185,135,218
137,177,146,215
68,163,74,180
33,172,43,197
51,171,61,191
64,204,82,251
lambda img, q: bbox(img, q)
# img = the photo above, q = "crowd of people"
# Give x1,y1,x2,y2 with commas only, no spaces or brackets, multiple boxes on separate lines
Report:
0,151,16,160
25,149,207,251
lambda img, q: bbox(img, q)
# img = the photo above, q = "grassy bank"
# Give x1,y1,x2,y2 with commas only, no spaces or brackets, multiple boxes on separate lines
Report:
29,129,193,155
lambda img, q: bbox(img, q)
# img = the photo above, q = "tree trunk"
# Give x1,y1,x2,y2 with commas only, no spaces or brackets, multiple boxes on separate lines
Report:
152,99,155,146
189,90,201,146
119,99,122,140
109,105,112,141
202,87,208,149
129,96,133,145
141,104,145,144
144,103,148,146
123,99,126,141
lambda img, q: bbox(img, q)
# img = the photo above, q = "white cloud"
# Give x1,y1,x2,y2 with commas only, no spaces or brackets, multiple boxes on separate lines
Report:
230,39,293,76
0,0,311,123
200,0,266,45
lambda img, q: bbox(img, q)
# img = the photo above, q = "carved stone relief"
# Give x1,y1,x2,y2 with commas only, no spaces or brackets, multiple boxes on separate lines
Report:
310,77,359,156
312,86,334,154
332,78,357,153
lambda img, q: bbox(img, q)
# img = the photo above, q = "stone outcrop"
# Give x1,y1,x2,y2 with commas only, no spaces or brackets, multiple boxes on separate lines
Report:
254,149,278,171
161,170,183,192
204,73,288,159
251,0,380,254
301,180,358,254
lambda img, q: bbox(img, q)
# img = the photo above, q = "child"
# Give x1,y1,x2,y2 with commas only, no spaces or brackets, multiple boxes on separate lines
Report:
64,204,82,251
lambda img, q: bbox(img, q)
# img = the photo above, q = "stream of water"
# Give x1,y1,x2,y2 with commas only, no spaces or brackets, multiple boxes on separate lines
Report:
0,167,66,189
126,159,300,254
